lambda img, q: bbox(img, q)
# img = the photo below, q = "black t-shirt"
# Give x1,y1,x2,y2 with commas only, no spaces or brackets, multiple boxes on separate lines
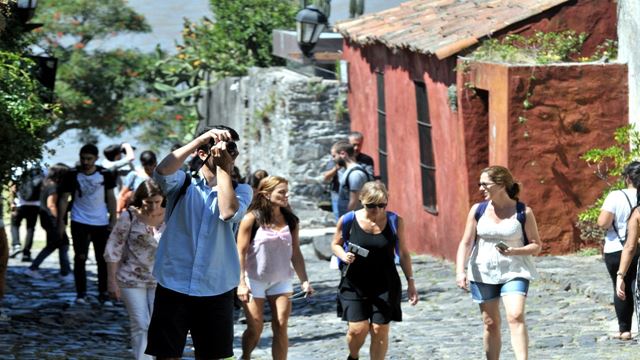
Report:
39,183,57,217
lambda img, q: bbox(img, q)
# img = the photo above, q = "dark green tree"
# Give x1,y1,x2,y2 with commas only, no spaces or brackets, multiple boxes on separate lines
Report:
32,0,168,141
0,51,55,185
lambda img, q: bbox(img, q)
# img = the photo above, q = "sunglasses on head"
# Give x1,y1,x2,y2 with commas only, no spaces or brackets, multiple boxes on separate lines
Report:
364,203,387,209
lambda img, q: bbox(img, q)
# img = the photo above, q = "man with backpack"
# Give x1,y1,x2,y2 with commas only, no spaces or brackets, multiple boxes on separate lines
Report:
323,132,374,221
58,144,117,306
331,140,372,218
9,166,45,262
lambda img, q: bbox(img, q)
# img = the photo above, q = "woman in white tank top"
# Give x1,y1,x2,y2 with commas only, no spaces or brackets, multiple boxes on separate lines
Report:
456,166,542,360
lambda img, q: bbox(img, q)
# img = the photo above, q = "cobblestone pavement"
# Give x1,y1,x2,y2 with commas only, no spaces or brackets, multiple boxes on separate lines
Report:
0,243,638,359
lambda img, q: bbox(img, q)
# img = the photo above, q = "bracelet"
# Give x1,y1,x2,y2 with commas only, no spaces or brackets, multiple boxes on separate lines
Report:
617,272,625,277
406,276,414,281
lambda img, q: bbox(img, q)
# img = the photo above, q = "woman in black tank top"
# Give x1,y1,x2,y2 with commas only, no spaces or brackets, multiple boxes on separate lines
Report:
332,181,418,360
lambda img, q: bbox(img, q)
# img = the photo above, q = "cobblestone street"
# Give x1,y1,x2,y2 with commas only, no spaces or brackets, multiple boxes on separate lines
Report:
0,241,638,359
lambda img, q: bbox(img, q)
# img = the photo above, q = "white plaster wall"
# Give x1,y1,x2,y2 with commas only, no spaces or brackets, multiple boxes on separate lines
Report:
618,0,640,125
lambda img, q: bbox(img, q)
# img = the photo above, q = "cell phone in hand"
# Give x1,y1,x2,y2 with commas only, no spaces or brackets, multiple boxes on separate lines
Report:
347,243,369,258
495,242,509,251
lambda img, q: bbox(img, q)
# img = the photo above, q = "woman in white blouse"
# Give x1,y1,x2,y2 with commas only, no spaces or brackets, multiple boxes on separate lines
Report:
455,166,541,360
105,179,165,360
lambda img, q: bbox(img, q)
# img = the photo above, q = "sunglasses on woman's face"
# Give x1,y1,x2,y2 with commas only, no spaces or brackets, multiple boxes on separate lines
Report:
364,203,387,209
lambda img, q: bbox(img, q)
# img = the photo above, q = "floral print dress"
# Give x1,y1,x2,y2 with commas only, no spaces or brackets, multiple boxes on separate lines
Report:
104,207,164,288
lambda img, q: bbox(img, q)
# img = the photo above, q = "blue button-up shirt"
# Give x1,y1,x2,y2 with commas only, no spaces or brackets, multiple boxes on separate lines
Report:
153,170,252,296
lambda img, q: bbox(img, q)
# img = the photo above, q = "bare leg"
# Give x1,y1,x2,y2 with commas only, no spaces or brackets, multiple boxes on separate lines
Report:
267,293,292,360
346,320,369,359
241,297,265,360
369,323,390,360
480,299,501,360
502,295,528,360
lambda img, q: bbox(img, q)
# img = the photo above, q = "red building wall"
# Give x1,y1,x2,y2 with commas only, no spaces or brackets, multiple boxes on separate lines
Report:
344,43,469,258
341,0,620,259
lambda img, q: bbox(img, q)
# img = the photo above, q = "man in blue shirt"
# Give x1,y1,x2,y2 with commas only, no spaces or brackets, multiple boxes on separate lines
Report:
146,125,253,359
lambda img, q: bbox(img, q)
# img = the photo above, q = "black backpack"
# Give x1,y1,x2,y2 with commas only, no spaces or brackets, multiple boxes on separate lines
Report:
18,170,44,201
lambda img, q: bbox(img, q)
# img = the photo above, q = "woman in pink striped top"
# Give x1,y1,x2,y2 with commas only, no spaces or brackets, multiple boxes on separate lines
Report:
237,176,314,360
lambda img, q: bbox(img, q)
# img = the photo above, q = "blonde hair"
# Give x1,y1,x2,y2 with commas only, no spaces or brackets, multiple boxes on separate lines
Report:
358,181,388,204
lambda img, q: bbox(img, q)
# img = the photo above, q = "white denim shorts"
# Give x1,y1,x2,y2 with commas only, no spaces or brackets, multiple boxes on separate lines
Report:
246,277,293,299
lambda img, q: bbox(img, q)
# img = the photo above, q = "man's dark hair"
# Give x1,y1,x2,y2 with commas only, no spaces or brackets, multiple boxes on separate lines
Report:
140,150,157,166
103,144,121,161
332,140,355,157
196,125,240,153
80,143,99,157
171,143,182,152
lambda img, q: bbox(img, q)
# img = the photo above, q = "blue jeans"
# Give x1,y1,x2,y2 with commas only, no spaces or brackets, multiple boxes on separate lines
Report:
470,278,530,303
331,192,340,222
30,213,71,276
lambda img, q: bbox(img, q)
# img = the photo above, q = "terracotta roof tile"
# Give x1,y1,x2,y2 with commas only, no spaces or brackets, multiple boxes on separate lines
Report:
334,0,570,59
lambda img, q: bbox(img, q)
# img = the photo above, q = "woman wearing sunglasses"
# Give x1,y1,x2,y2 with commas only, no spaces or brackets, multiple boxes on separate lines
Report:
104,179,166,360
236,176,313,360
332,181,418,360
455,166,541,360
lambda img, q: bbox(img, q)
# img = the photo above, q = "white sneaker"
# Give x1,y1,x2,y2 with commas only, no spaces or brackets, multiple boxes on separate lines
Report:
101,299,114,307
24,268,43,279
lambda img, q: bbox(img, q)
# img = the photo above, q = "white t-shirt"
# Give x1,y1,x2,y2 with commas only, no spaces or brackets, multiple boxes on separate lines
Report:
70,171,113,226
601,189,637,253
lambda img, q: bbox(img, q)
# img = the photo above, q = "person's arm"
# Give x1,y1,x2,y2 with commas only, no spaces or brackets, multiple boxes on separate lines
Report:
106,189,117,230
121,143,135,163
291,224,313,295
347,171,367,211
213,151,238,220
332,216,355,264
597,210,614,229
106,262,121,301
397,216,418,305
323,161,339,183
455,205,479,290
116,186,132,214
156,128,233,176
617,210,639,300
347,191,361,212
104,211,131,301
47,193,58,219
236,212,255,303
498,207,542,256
57,192,71,239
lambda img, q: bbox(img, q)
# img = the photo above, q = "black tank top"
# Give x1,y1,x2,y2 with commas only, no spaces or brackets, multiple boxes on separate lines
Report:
343,217,400,296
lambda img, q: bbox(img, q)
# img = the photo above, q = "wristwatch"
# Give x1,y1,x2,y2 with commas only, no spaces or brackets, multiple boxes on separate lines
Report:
617,271,625,277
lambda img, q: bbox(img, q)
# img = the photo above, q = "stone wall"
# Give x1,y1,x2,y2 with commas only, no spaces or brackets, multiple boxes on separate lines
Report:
199,67,349,221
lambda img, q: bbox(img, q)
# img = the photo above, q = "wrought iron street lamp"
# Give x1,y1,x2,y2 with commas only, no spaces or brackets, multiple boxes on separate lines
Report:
295,5,328,57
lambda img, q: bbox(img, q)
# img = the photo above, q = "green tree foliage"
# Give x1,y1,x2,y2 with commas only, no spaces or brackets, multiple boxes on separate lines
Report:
32,0,168,141
0,51,55,185
149,0,297,137
576,126,640,246
579,126,640,222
